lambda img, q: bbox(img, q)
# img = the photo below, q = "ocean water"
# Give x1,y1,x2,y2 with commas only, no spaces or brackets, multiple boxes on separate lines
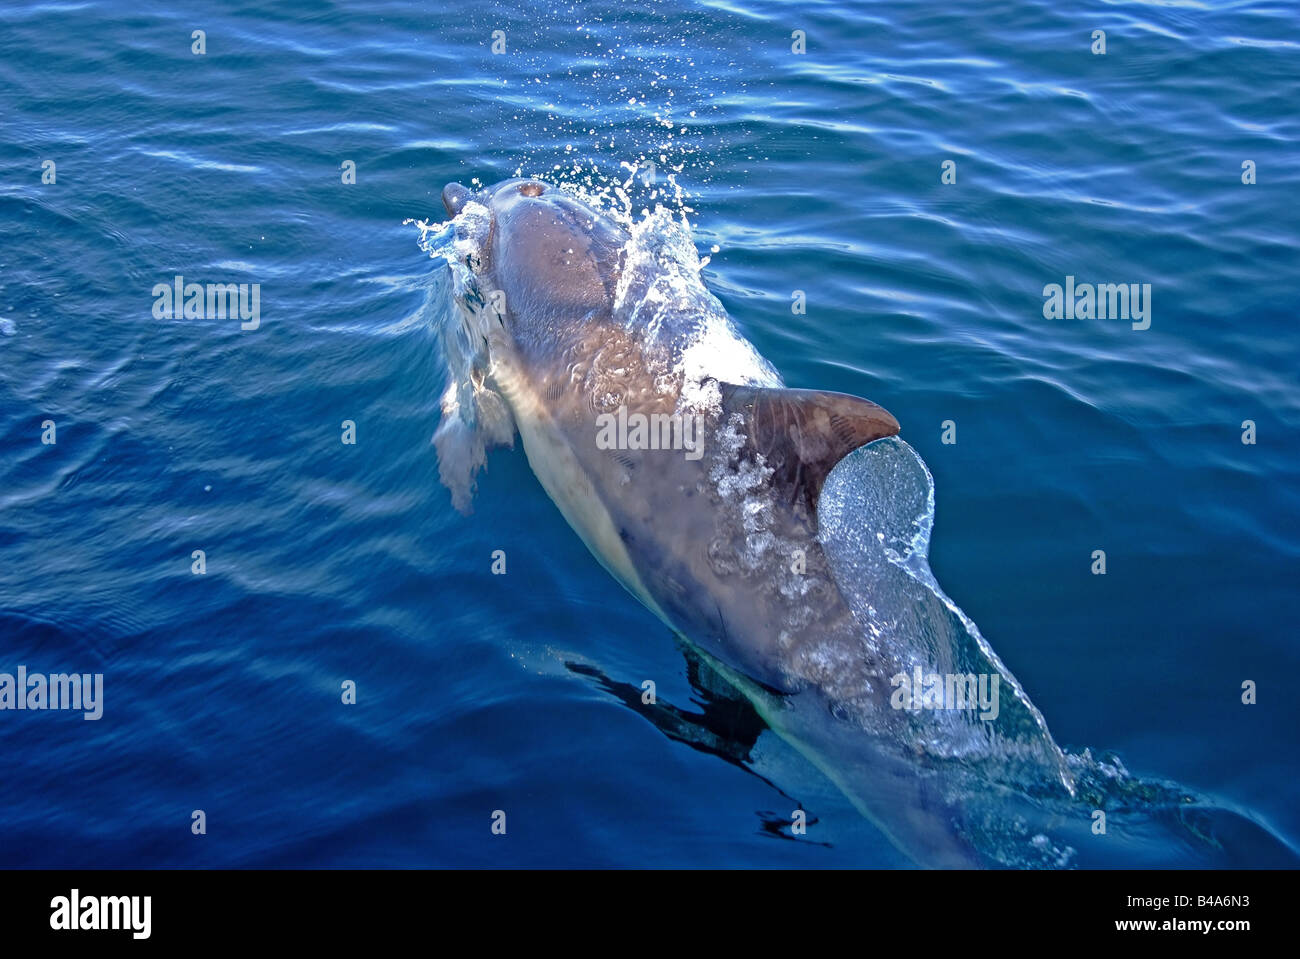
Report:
1,0,1297,867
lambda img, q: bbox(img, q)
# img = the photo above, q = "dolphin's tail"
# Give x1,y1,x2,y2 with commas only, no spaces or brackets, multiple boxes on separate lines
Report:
762,687,987,867
733,662,1299,867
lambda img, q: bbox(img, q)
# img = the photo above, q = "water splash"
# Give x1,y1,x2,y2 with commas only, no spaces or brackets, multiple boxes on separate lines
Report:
407,186,776,504
408,208,514,512
820,438,1300,867
821,437,1075,792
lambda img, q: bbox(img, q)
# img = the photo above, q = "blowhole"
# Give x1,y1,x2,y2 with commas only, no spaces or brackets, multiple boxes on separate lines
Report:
518,182,545,197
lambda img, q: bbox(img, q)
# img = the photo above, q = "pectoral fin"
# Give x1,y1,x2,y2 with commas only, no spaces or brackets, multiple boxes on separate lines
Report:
719,383,900,512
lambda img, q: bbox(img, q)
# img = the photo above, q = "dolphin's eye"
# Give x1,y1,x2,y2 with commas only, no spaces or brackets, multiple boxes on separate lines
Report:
518,182,544,197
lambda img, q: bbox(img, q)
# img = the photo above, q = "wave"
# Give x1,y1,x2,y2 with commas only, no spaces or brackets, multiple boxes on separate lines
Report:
821,438,1299,867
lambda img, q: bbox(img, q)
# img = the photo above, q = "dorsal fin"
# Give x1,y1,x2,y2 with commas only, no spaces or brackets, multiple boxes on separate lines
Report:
719,383,900,512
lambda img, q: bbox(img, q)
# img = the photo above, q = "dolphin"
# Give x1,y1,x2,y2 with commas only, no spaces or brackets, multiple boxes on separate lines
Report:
431,177,1070,866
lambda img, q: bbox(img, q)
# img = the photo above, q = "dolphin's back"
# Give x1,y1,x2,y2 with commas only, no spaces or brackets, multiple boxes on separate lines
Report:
470,185,903,693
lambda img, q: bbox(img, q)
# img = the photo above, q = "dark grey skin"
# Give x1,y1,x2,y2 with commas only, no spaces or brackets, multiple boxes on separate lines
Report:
439,178,990,866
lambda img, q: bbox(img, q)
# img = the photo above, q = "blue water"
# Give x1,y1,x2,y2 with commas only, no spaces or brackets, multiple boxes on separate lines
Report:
1,0,1297,866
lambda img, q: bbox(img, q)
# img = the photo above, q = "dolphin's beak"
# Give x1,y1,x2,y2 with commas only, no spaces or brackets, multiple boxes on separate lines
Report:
443,182,472,217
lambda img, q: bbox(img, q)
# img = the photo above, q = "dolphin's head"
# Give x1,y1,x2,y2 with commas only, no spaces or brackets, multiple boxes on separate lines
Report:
441,178,626,318
441,178,551,219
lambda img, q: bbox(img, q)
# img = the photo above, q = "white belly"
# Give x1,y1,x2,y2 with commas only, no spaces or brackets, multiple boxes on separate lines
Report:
499,366,667,621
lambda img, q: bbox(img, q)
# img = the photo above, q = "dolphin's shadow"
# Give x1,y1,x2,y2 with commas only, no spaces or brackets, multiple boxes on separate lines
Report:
564,637,1300,866
564,640,831,846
